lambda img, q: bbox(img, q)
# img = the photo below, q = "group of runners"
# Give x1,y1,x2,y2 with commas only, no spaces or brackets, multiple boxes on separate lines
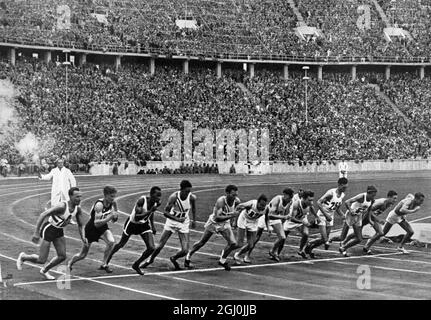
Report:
16,178,425,279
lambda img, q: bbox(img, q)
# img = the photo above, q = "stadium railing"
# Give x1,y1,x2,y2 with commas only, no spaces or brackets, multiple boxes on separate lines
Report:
85,159,431,176
1,37,430,64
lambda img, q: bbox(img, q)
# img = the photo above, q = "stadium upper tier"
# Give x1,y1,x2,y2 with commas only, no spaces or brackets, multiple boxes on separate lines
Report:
0,60,429,165
0,0,430,61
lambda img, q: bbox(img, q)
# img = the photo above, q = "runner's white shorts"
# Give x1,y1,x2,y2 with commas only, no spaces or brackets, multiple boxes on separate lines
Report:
386,210,406,225
317,210,334,227
256,215,277,231
164,218,189,234
204,219,232,234
345,211,362,227
284,215,315,231
238,211,259,232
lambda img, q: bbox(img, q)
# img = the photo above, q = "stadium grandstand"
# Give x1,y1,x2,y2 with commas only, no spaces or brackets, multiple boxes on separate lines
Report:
0,0,430,174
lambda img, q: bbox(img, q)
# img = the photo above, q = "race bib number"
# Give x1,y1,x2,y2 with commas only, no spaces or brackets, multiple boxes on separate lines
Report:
247,210,259,219
173,211,186,219
328,202,341,211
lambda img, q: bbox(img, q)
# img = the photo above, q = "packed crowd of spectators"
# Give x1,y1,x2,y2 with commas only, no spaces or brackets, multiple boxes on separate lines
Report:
378,0,431,57
296,0,411,58
382,72,431,136
245,70,430,161
0,0,430,60
0,59,170,165
0,57,429,171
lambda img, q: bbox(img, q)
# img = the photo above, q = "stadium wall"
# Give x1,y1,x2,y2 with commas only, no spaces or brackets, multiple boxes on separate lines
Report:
88,159,431,175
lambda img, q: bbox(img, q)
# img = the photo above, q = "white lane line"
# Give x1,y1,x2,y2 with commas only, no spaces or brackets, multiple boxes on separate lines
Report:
0,230,130,272
0,252,178,300
15,253,431,298
157,274,298,300
221,251,403,271
331,260,431,276
373,256,431,266
4,195,174,263
13,273,138,286
411,216,431,223
1,232,298,300
8,250,404,277
230,269,418,300
13,271,298,300
128,251,405,275
258,234,430,255
0,230,129,268
0,178,185,191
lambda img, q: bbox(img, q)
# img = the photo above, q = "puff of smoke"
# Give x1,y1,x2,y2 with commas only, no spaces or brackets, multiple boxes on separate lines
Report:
15,132,40,163
16,132,58,163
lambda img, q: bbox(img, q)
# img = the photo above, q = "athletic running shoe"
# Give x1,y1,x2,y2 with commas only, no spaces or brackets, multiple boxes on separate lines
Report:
363,247,372,255
339,246,349,257
243,255,251,264
324,242,330,250
170,257,182,270
297,251,308,259
233,252,242,265
308,252,316,259
339,247,349,257
268,251,280,262
140,260,152,269
132,262,145,275
16,252,24,271
184,259,194,269
69,219,77,225
98,265,113,273
380,237,393,244
218,261,231,271
40,268,55,280
397,247,409,254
